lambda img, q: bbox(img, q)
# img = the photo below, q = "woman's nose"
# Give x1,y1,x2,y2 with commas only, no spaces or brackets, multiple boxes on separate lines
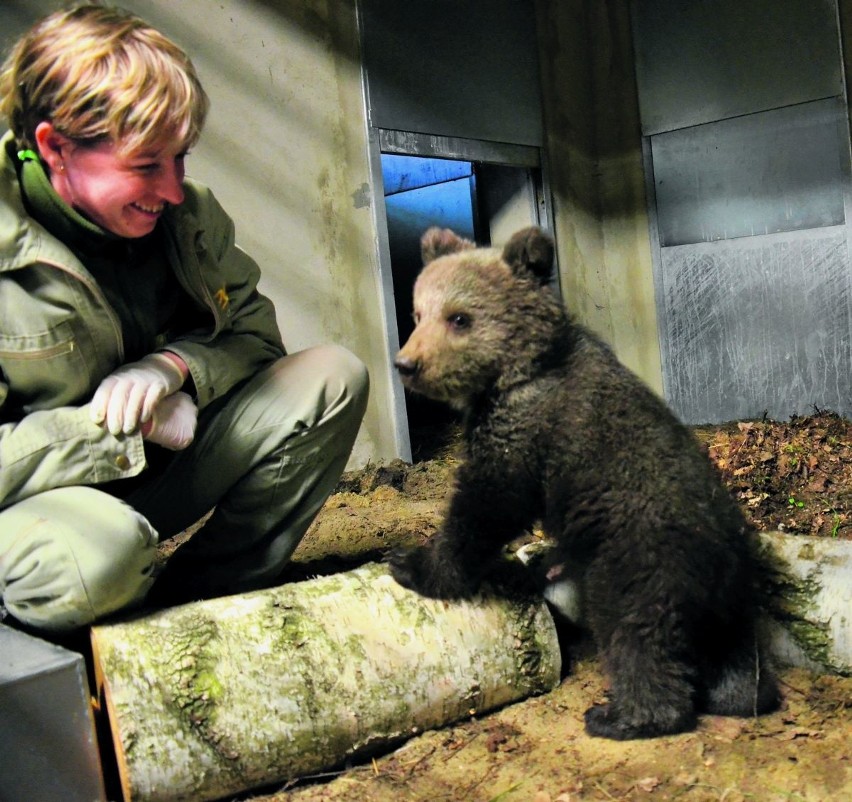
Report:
157,163,185,205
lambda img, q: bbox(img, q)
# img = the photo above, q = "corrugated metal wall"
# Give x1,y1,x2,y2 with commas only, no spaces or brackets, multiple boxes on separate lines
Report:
633,0,852,422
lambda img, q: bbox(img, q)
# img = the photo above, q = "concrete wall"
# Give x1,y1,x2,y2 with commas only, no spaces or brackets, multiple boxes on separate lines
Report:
536,0,663,395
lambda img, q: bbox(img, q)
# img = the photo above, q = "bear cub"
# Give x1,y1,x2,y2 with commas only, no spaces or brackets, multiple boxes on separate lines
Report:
390,225,779,740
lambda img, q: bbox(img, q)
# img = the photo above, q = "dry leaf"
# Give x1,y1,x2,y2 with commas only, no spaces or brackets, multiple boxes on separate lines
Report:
778,727,822,741
636,776,661,792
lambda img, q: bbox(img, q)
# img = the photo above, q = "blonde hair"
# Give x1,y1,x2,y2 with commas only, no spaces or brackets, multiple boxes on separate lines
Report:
0,4,209,155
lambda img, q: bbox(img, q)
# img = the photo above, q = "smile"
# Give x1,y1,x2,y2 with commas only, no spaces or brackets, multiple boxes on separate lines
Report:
132,202,165,214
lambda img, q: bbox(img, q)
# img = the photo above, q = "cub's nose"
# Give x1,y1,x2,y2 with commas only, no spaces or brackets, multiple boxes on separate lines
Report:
394,355,419,377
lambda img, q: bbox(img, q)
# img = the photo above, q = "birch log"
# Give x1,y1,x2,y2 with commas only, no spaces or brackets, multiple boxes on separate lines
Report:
91,562,561,802
518,532,852,675
759,531,852,675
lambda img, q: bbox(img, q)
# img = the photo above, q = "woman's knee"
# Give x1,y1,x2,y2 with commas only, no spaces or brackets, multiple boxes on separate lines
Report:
324,344,369,421
299,344,369,433
257,345,369,426
284,344,369,405
0,487,158,631
323,343,370,399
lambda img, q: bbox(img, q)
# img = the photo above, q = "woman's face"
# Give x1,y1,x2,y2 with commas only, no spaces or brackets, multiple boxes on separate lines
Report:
34,122,187,238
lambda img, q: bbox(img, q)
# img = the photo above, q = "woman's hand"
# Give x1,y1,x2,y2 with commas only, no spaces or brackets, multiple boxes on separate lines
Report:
140,391,198,450
90,351,188,435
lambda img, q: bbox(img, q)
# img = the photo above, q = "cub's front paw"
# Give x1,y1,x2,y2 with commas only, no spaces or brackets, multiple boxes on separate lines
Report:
387,546,430,593
388,545,476,600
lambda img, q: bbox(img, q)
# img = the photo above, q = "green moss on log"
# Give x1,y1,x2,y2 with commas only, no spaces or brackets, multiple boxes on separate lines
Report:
759,534,839,672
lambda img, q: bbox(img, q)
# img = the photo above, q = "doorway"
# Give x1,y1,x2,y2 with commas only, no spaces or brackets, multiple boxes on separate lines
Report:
378,139,551,460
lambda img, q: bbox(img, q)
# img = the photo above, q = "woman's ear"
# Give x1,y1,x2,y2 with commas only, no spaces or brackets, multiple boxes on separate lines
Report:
33,121,71,173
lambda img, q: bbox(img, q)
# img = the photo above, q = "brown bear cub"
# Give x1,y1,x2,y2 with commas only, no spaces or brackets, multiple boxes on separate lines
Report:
390,225,779,741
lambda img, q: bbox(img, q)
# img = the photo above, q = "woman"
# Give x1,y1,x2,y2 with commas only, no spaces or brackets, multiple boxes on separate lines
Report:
0,5,369,631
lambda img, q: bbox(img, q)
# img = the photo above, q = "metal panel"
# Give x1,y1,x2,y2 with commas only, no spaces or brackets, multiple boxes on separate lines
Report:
379,129,541,168
632,0,842,135
0,625,106,802
360,0,543,146
365,130,413,462
381,154,471,196
652,99,847,247
659,229,852,424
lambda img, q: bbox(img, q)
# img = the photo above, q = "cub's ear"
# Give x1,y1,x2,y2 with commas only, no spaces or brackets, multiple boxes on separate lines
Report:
501,226,554,284
421,227,476,265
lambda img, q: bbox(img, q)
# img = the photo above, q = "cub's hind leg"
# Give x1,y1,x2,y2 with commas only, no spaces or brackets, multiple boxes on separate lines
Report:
698,624,780,717
582,549,700,740
584,620,698,740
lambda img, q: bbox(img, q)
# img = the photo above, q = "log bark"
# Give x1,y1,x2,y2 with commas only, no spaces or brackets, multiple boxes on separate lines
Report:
91,562,560,802
759,532,852,675
518,532,852,675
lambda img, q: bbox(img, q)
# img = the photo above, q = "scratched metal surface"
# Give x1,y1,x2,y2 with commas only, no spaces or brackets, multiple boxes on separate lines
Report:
651,99,847,247
659,229,852,424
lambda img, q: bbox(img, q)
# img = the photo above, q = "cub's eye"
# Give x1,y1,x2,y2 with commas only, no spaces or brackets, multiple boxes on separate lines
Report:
412,311,421,325
447,312,471,332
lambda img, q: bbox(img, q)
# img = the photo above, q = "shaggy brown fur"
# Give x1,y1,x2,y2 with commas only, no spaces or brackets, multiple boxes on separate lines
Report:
390,226,779,740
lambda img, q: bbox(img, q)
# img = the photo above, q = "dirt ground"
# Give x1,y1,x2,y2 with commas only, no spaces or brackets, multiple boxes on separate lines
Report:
226,413,852,802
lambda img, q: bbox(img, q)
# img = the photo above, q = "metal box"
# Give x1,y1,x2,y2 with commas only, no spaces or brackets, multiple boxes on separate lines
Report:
0,624,106,802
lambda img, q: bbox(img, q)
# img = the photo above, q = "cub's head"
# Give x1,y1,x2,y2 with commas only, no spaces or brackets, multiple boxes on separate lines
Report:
394,225,563,409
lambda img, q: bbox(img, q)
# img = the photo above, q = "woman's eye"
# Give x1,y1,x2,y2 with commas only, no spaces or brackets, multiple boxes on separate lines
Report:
447,313,471,331
133,153,187,173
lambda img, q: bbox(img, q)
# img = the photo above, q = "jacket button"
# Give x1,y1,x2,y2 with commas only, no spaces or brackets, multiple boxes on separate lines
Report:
115,455,131,471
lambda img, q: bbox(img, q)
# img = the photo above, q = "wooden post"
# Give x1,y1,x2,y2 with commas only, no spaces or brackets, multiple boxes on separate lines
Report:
92,562,561,802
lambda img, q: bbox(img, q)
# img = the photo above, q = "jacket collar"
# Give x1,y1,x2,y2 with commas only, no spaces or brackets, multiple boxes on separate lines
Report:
0,131,87,274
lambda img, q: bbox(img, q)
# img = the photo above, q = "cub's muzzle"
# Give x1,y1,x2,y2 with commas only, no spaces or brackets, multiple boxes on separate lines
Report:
394,355,419,378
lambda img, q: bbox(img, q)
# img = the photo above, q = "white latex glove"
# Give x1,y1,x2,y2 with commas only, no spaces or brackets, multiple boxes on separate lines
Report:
90,352,186,435
141,391,198,450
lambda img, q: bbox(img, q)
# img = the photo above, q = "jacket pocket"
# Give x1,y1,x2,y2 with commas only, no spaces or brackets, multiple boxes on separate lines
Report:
0,321,92,411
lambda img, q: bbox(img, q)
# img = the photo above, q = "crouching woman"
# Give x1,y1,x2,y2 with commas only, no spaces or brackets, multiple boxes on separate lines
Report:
0,5,368,631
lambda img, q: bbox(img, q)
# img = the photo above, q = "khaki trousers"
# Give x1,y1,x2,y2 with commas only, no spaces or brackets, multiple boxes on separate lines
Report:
0,345,368,631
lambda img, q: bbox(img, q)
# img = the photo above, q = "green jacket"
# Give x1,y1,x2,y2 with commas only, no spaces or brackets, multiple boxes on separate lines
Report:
0,131,285,510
